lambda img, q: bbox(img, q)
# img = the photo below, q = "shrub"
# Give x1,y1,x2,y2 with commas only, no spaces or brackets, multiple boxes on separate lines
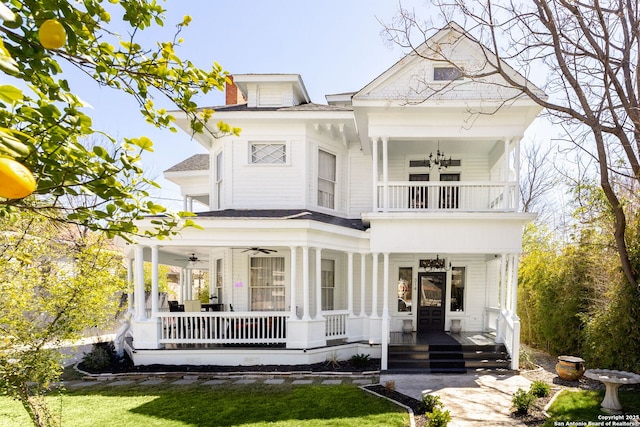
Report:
529,380,550,398
82,342,114,371
427,406,451,427
324,351,341,369
512,388,536,415
350,353,371,368
384,380,396,393
422,394,443,412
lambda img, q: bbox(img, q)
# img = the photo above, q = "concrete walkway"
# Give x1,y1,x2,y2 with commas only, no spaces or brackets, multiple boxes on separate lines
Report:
381,372,532,426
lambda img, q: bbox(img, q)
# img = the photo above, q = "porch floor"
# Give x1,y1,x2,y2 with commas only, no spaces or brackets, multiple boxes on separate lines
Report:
389,331,498,347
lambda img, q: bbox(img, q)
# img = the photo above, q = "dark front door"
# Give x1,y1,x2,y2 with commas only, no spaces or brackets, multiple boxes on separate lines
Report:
409,173,429,208
417,272,446,331
439,173,460,209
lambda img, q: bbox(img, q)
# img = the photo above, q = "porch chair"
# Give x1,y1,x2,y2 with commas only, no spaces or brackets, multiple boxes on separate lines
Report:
183,300,202,312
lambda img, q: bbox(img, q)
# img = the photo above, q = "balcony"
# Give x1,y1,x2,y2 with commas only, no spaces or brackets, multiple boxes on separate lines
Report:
375,181,517,212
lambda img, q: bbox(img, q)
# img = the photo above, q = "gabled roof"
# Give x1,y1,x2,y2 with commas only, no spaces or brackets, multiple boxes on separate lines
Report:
164,154,209,173
354,21,546,103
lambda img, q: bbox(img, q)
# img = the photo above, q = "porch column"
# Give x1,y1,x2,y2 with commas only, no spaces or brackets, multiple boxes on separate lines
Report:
179,268,186,304
347,252,354,316
134,245,145,320
496,253,507,343
315,248,323,319
382,137,389,211
510,254,519,316
371,252,379,318
186,268,193,300
302,246,311,320
290,246,298,319
371,137,379,212
360,253,367,316
127,258,134,312
150,245,159,316
381,253,390,371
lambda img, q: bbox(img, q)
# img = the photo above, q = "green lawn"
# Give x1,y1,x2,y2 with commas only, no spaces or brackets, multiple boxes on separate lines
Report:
543,389,640,426
0,382,409,427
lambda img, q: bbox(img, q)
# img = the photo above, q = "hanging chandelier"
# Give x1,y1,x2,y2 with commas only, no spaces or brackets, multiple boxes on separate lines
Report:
420,255,451,271
426,142,452,170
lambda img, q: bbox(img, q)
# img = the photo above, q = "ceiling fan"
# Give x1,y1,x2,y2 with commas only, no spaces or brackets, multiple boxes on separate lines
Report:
175,253,208,264
240,247,278,255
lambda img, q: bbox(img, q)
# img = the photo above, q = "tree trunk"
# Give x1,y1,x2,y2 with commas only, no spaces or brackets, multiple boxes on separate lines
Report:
19,385,56,427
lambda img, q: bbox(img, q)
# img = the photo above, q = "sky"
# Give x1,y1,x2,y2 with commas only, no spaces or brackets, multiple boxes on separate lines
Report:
66,0,432,210
68,0,554,211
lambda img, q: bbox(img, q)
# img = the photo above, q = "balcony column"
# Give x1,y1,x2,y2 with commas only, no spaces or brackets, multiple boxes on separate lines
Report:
381,253,390,371
513,138,521,211
360,253,367,316
302,246,311,320
347,252,354,316
150,245,159,317
134,245,146,321
289,246,298,319
503,138,510,211
371,137,379,212
382,137,389,211
315,248,323,319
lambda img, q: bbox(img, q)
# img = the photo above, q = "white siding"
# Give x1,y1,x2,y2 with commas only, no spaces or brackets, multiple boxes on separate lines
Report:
348,146,372,217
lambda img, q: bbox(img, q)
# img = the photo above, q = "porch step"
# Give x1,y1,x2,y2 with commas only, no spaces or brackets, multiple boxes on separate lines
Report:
386,341,510,374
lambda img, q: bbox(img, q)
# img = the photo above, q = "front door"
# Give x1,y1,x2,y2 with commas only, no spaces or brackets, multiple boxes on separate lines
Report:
439,173,460,209
417,272,446,331
409,173,429,208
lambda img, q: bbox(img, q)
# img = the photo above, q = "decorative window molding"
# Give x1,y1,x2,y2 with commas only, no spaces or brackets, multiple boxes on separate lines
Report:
321,259,335,311
433,66,463,81
318,149,336,209
250,142,286,164
249,257,285,311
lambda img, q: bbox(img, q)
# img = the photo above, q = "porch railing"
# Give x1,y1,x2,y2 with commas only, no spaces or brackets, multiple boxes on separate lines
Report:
497,308,520,370
376,181,517,212
158,312,288,345
323,310,349,340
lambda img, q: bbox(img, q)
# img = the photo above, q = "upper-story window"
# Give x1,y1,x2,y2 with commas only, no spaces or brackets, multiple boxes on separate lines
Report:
318,150,336,209
250,142,286,164
433,66,463,81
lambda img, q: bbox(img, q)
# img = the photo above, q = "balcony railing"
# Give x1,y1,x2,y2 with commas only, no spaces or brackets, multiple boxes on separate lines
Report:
376,181,517,212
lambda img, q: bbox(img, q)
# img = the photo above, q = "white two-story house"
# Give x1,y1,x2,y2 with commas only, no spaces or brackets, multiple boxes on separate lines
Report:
120,23,544,372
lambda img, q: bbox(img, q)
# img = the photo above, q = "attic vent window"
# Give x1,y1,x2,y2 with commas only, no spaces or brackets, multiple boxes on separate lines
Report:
250,143,286,164
434,67,463,81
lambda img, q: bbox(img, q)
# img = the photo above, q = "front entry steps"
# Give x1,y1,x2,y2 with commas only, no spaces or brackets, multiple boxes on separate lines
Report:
385,332,510,374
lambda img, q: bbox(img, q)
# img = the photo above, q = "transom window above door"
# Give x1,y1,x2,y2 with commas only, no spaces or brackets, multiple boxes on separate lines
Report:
250,142,286,164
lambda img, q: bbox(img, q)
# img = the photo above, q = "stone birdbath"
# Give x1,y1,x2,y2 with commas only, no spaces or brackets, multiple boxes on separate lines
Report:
584,369,640,412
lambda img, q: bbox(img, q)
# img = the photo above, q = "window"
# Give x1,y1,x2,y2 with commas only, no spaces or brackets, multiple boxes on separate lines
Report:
215,151,223,208
397,267,413,312
250,257,285,311
318,150,336,209
450,267,465,312
434,66,463,81
250,142,286,164
321,259,335,310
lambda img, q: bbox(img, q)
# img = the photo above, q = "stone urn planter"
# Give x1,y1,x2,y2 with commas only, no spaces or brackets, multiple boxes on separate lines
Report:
555,355,586,381
402,319,413,334
449,318,462,334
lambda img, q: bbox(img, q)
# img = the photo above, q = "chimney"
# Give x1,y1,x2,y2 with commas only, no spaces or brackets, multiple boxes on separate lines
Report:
225,75,245,105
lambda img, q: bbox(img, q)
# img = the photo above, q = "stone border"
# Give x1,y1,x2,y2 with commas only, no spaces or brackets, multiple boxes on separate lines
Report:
360,384,416,427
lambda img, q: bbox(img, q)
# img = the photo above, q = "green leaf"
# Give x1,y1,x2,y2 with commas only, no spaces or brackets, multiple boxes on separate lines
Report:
0,85,23,103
